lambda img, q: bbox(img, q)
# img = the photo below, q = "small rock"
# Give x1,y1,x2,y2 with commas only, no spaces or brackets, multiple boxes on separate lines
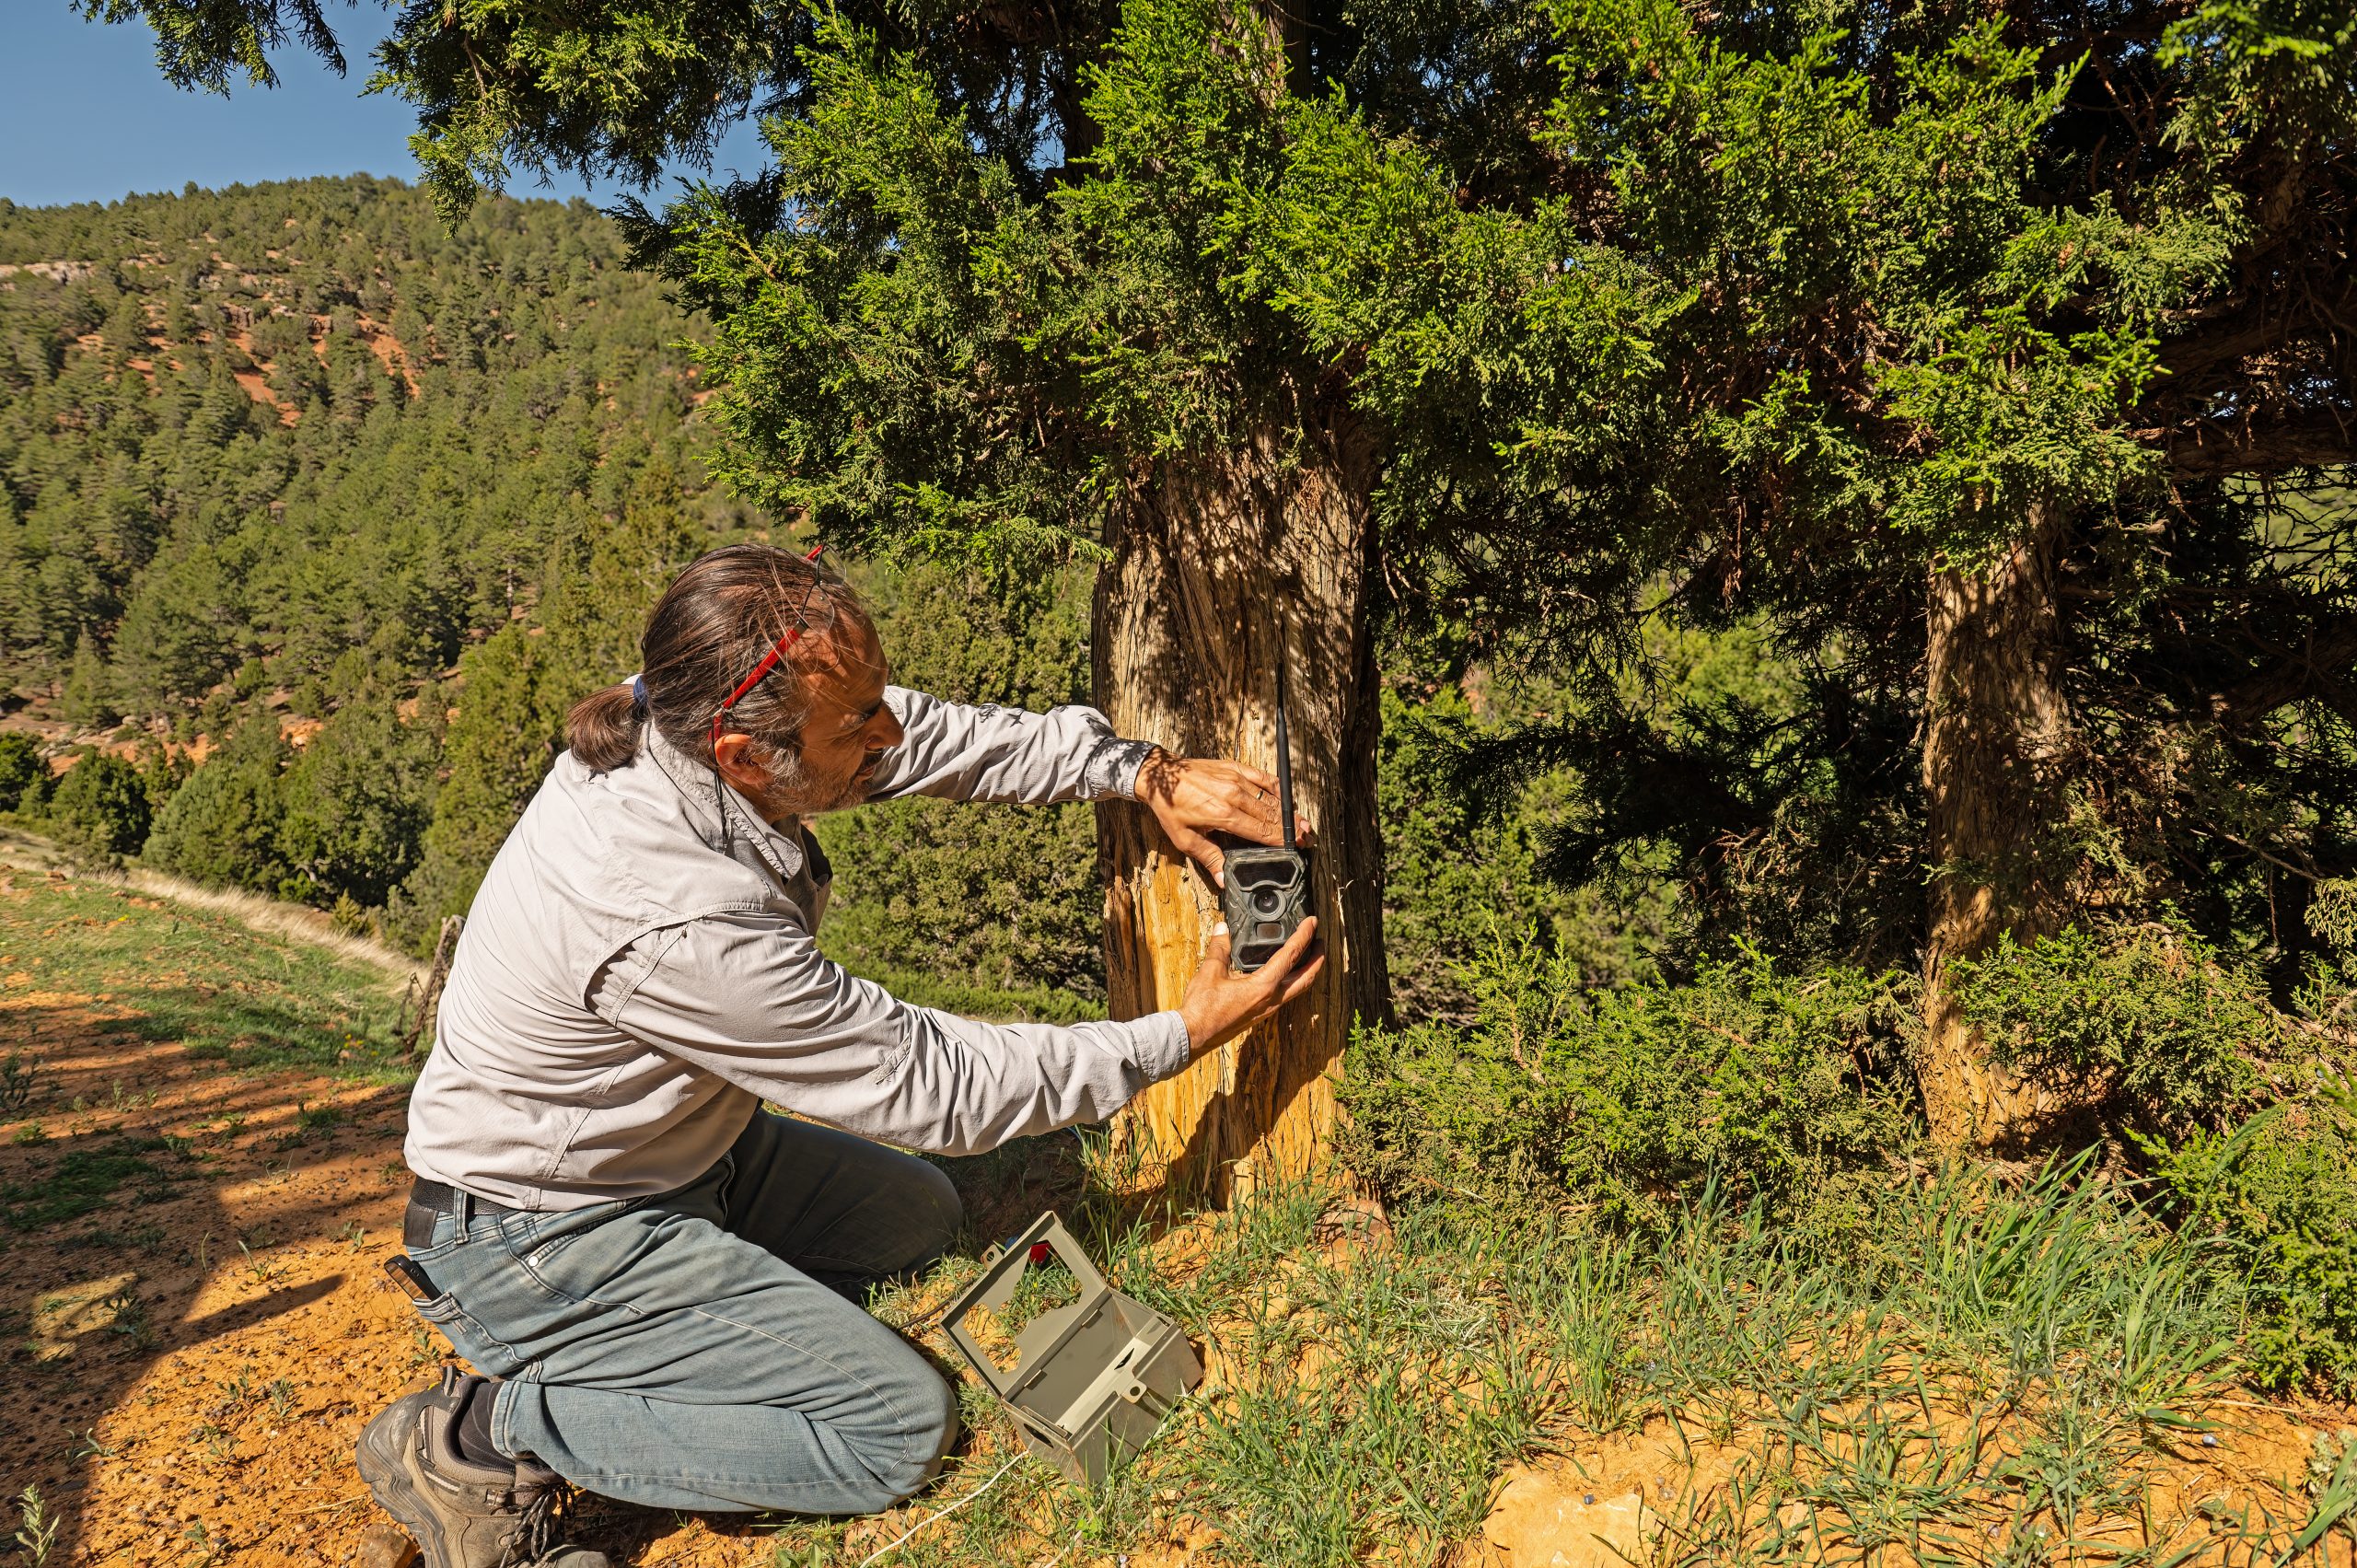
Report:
353,1523,419,1568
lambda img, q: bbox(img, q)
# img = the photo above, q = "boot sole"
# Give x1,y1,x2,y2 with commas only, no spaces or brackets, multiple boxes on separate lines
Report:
355,1400,462,1568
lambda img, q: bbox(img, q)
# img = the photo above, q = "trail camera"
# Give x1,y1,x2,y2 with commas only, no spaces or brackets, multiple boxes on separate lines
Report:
942,1212,1202,1487
1222,657,1311,973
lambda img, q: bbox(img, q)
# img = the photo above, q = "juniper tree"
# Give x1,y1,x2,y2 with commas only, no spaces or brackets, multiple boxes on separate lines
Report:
97,0,2355,1161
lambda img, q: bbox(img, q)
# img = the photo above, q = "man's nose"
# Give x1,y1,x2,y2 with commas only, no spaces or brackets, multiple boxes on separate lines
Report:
873,708,906,750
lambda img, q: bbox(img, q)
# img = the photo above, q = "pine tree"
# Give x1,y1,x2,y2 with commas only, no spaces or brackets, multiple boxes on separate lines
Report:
47,751,152,858
59,633,119,729
0,735,52,816
386,623,560,952
276,682,439,908
142,714,291,892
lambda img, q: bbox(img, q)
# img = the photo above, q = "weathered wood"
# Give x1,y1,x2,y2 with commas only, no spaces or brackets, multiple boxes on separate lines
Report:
1095,418,1388,1203
1919,503,2076,1147
402,914,465,1060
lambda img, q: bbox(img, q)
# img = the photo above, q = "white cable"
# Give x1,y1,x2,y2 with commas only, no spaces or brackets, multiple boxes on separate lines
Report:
854,1451,1026,1568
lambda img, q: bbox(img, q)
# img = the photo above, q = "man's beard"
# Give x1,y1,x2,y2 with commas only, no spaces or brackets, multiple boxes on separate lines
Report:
758,752,874,819
797,770,871,815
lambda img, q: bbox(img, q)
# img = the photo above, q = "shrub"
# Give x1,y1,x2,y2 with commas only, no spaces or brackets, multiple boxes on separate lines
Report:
2142,1087,2357,1396
1951,921,2275,1131
817,796,1106,1001
45,752,151,857
276,688,439,908
142,743,290,893
0,734,50,814
1339,936,1917,1224
1376,684,1659,1022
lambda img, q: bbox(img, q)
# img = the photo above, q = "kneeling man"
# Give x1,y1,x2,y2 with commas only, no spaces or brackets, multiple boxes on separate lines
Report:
359,544,1319,1568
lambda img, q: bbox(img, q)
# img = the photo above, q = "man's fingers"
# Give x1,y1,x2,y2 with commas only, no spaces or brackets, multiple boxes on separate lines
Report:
1216,764,1278,798
1167,825,1225,886
1274,942,1327,1006
1256,916,1318,993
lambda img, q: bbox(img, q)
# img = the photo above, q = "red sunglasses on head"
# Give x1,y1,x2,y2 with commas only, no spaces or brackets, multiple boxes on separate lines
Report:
708,543,828,749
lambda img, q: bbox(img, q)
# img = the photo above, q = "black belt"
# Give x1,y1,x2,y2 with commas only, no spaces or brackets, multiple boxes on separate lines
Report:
404,1178,523,1248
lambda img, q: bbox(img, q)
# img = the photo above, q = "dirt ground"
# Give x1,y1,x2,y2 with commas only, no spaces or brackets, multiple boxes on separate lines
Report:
1472,1402,2357,1568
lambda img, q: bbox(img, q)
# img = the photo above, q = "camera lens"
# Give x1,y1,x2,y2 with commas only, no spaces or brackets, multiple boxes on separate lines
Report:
1252,889,1280,916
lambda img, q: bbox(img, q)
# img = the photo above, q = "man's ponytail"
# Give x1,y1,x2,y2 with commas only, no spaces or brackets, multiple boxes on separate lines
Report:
567,682,644,772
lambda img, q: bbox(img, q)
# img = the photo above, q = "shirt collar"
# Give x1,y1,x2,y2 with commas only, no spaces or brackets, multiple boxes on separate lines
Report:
639,715,807,885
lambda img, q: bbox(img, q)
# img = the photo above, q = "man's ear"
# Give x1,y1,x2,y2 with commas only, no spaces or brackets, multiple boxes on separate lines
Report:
712,731,767,795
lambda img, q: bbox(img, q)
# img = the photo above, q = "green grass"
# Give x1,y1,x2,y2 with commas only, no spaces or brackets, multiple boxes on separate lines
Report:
782,1144,2351,1568
0,1135,182,1230
0,877,411,1080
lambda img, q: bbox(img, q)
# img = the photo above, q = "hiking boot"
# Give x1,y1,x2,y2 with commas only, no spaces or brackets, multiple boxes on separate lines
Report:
356,1367,610,1568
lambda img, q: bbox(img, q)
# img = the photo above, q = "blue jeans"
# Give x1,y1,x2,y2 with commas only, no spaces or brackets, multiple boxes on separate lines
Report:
405,1112,964,1514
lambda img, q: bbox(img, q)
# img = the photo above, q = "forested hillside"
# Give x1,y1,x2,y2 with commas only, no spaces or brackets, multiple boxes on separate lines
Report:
0,177,758,943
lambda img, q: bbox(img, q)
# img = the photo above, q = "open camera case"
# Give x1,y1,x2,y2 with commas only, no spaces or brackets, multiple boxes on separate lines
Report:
940,1212,1203,1487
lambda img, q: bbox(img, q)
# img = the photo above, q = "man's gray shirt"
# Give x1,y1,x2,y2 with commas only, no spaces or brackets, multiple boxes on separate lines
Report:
403,688,1188,1211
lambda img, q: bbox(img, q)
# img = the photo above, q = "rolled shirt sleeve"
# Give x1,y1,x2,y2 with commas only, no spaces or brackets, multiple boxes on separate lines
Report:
594,912,1193,1156
864,687,1155,806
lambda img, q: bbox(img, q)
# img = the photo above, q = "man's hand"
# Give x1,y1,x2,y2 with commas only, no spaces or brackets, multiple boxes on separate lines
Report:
1178,918,1324,1052
1135,749,1312,886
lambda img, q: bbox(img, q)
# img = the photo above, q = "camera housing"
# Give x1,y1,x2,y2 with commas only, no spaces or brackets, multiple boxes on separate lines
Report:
1220,649,1312,975
1222,845,1310,972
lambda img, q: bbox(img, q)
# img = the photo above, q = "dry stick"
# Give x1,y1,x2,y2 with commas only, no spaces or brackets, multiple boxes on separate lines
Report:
290,1493,371,1517
404,915,464,1058
241,1493,373,1552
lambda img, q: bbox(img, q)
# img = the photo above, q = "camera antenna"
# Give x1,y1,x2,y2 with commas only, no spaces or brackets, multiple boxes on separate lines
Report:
1275,650,1296,852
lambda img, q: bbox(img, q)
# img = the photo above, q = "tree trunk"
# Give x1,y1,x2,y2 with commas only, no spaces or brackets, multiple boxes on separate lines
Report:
1919,501,2076,1149
1094,416,1389,1204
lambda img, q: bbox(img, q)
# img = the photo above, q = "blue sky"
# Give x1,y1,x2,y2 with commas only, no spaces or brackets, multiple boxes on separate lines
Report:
0,6,771,209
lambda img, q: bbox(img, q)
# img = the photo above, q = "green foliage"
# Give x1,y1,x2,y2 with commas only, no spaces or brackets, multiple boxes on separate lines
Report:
43,752,151,858
819,799,1106,1002
132,738,190,817
0,735,50,815
1340,937,1916,1222
141,720,291,893
71,0,350,93
275,687,440,908
1951,922,2276,1130
2142,1090,2357,1395
0,175,759,941
1376,681,1660,1020
72,6,2357,1157
0,176,724,711
59,635,119,729
384,624,560,953
813,559,1109,1003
